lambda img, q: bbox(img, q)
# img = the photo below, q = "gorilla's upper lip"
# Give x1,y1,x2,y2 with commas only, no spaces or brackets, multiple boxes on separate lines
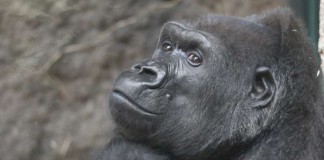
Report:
112,89,161,115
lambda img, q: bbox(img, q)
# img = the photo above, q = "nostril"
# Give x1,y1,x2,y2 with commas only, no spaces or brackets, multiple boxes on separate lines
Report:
132,63,141,72
131,64,158,79
141,67,158,79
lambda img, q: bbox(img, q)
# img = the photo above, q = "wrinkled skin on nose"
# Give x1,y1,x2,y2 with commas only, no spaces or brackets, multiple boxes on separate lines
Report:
130,60,168,89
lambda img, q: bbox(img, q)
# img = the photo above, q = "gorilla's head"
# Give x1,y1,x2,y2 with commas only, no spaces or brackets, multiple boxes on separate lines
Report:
108,9,320,159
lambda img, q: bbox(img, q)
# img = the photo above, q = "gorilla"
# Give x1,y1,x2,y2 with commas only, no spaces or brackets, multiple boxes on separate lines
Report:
96,8,324,160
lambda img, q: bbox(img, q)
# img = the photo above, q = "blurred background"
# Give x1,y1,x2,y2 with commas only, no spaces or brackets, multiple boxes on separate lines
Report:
1,0,320,160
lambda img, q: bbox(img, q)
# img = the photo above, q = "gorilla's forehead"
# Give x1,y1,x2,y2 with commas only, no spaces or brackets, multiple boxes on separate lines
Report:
190,15,270,34
160,22,213,49
171,15,277,46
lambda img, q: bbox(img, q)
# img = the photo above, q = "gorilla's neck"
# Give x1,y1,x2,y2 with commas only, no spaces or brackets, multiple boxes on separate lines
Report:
240,104,324,160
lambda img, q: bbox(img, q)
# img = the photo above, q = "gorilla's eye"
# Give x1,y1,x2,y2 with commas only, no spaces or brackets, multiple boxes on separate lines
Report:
162,41,174,53
187,52,202,66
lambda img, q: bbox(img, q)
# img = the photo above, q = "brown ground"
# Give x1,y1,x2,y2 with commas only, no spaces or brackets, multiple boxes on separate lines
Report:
0,0,283,159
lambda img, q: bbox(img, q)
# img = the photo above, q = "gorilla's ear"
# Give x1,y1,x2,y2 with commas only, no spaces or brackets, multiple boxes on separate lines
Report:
249,67,275,108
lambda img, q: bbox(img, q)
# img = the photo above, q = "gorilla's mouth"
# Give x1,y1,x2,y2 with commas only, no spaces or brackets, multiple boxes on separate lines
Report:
112,90,160,115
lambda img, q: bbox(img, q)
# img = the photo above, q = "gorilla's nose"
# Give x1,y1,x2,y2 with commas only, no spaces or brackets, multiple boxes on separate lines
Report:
131,60,167,89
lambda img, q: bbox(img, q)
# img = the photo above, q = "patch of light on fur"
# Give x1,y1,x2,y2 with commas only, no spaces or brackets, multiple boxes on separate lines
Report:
317,70,320,77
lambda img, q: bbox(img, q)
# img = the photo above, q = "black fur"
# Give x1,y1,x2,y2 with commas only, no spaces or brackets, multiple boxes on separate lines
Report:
96,8,324,160
94,136,170,160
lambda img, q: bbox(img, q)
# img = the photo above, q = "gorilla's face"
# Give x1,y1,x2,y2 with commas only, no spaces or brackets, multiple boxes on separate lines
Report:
110,22,224,130
109,17,277,157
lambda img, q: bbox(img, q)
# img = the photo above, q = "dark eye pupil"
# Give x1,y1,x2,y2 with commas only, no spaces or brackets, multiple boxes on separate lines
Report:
188,53,201,63
162,43,173,52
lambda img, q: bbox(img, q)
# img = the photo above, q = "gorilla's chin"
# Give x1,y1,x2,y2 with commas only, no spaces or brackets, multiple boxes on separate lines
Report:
109,90,160,133
110,90,160,116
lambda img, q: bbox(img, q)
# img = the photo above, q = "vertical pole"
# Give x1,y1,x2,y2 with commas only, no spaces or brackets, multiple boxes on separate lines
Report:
308,0,320,48
319,0,324,71
288,0,319,48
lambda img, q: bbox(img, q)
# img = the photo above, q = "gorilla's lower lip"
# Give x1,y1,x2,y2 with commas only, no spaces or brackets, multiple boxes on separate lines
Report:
112,90,160,115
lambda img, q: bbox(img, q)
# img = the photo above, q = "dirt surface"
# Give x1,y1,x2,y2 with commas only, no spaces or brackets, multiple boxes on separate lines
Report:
0,0,283,159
